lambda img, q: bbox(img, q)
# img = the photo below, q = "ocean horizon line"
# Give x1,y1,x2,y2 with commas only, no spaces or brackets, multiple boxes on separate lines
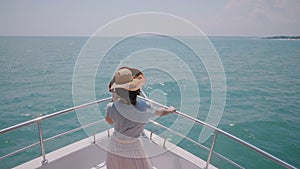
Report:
1,34,296,39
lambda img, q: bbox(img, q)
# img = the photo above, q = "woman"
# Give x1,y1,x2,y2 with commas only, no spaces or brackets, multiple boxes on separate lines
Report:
105,67,176,169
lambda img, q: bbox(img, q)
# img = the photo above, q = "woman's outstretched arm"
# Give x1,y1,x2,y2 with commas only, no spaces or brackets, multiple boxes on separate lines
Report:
155,106,176,116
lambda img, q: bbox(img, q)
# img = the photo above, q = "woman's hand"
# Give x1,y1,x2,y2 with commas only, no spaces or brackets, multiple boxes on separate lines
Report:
166,106,176,114
106,115,113,124
155,106,176,116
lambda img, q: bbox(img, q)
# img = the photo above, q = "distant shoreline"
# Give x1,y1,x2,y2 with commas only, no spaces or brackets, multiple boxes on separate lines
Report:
262,36,300,40
0,35,300,40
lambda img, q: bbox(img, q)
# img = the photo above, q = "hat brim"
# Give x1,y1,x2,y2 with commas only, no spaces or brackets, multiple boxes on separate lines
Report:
109,67,146,91
111,76,145,91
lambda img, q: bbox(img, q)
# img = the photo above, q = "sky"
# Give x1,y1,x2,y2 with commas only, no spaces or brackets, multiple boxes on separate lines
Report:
0,0,299,37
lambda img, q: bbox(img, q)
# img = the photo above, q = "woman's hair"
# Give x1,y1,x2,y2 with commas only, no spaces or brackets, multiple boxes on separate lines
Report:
114,88,140,105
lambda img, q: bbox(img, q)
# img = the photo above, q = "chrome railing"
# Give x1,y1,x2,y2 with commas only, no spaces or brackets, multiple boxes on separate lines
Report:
148,120,244,169
139,97,297,169
0,97,112,164
0,96,297,169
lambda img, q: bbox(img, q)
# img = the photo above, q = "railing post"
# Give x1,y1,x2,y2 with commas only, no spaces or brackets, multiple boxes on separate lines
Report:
205,131,218,169
163,138,171,149
37,120,48,165
107,128,111,137
150,130,158,141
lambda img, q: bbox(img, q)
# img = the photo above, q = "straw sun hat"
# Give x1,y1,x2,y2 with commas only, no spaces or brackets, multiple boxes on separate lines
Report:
109,67,146,91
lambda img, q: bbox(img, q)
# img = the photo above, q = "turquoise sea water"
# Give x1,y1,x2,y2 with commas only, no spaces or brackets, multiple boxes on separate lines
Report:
0,36,299,168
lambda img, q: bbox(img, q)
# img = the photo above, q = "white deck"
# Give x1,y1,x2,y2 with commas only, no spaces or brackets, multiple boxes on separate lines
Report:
14,129,217,169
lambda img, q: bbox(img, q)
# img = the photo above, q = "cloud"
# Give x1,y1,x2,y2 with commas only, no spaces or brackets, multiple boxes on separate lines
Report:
225,0,300,24
209,0,300,36
0,0,299,36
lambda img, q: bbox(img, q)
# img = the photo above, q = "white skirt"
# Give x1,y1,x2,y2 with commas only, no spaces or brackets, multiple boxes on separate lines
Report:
106,134,153,169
